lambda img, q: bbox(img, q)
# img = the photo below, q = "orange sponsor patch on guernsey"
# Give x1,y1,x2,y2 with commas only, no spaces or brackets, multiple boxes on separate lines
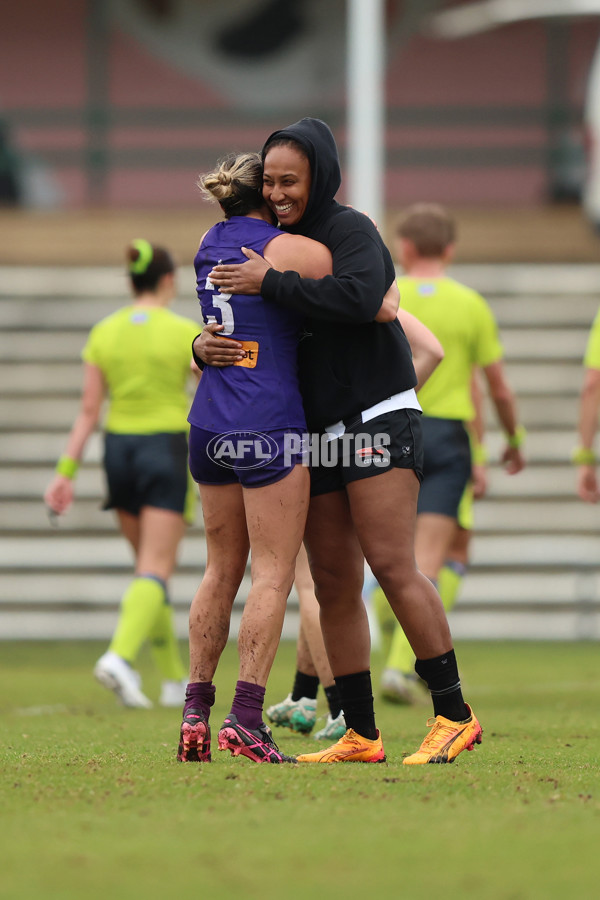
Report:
233,341,259,368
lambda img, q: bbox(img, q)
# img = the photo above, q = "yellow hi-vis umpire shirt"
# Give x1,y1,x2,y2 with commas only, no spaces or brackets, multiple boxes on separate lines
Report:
584,306,600,370
397,276,503,422
82,305,200,434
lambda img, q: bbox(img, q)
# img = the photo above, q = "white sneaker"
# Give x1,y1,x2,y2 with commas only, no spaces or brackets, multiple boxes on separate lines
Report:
314,711,347,741
380,668,427,705
93,651,153,709
266,693,316,733
159,679,187,708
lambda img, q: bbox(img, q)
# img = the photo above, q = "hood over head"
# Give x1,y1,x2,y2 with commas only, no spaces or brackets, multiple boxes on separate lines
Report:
262,117,341,235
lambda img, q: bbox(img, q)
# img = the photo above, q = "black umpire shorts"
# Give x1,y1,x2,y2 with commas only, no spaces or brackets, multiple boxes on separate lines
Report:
103,431,190,517
417,416,472,519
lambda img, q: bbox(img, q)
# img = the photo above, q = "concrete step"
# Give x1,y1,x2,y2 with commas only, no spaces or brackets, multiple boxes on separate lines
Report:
468,533,599,568
0,298,123,330
0,324,591,365
0,429,580,466
0,398,100,429
0,466,114,500
449,263,600,296
454,569,600,605
501,362,583,394
485,295,599,327
2,605,597,640
2,496,596,534
482,466,579,498
2,500,122,532
3,567,595,608
1,363,95,394
0,571,251,608
0,359,585,397
0,392,582,430
431,568,600,640
472,499,599,532
0,607,301,642
2,263,600,299
447,608,600,641
500,328,588,361
1,262,598,642
0,296,199,330
0,331,99,362
0,266,197,298
0,570,300,643
0,267,128,297
0,534,210,570
485,429,577,463
1,531,597,572
1,292,597,330
1,432,104,463
1,571,597,641
0,463,581,500
0,499,189,532
3,567,596,613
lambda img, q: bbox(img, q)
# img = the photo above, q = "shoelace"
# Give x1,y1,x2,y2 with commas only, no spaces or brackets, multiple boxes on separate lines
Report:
259,726,280,752
339,729,366,749
260,731,295,762
420,718,461,749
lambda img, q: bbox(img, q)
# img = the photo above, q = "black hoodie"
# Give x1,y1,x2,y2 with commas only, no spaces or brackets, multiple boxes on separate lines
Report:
260,118,417,431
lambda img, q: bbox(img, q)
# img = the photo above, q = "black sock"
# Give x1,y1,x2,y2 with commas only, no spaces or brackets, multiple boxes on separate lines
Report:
324,683,342,719
415,649,469,722
335,670,377,740
291,670,319,702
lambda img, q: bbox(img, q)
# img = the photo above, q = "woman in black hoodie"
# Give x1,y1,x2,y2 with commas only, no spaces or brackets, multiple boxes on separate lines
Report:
197,118,482,766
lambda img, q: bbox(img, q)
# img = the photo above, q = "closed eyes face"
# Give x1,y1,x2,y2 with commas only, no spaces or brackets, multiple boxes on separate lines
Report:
262,145,311,227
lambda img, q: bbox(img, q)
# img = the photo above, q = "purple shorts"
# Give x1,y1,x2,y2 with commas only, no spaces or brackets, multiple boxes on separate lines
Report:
188,425,305,489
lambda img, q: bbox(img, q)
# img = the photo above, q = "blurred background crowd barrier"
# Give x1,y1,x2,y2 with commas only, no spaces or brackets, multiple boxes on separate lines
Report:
1,1,600,249
0,0,599,640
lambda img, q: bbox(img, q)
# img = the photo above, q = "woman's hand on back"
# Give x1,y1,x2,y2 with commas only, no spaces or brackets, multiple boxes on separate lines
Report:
208,248,270,295
193,323,246,367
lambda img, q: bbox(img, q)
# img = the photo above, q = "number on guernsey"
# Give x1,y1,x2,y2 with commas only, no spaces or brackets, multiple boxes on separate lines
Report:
205,260,234,334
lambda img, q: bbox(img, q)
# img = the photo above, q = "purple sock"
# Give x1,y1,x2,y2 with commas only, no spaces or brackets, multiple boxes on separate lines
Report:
229,680,266,731
183,681,215,720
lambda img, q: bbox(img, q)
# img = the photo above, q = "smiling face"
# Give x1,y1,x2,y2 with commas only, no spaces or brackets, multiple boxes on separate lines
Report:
262,143,312,227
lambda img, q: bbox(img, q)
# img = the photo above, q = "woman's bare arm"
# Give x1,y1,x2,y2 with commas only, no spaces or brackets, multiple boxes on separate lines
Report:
44,363,105,515
398,308,444,390
375,281,400,323
264,233,332,280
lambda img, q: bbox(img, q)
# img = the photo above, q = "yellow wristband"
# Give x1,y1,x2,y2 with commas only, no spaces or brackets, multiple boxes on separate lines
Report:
507,425,526,449
56,455,79,479
471,442,488,466
571,447,597,466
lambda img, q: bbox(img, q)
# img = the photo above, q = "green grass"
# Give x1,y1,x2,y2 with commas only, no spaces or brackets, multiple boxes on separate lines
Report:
1,640,598,900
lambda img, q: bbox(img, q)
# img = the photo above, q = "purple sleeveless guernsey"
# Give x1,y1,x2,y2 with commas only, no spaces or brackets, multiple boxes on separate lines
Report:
188,216,306,432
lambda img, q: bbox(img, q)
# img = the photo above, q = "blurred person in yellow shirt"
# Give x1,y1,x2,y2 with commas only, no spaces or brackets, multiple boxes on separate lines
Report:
379,204,525,703
45,240,200,709
574,305,600,502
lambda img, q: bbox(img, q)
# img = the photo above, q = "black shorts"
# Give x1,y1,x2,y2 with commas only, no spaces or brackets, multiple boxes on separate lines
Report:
103,431,190,517
417,417,472,519
309,408,424,497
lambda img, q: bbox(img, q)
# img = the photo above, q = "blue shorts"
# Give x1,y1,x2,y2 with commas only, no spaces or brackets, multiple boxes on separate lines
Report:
188,425,304,489
417,417,472,519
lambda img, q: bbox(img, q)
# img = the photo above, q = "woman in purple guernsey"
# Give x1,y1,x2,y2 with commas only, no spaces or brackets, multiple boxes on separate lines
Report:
178,152,332,765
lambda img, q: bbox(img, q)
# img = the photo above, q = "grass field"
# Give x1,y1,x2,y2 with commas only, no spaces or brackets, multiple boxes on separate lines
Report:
1,639,598,900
